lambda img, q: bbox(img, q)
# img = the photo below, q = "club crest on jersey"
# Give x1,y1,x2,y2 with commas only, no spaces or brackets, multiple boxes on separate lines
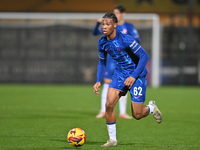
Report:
116,47,121,52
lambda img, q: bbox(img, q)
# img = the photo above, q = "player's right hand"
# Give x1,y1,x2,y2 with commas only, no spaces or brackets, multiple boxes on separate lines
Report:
124,76,135,89
93,82,101,96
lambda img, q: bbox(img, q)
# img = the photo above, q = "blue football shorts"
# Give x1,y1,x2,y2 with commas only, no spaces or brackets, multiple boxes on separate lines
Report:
109,72,147,103
104,55,117,80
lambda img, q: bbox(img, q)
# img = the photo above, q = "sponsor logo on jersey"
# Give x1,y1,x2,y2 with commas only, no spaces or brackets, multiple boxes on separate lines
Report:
129,41,138,49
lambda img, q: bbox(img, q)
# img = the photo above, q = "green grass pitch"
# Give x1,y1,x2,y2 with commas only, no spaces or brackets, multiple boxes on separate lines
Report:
0,84,200,150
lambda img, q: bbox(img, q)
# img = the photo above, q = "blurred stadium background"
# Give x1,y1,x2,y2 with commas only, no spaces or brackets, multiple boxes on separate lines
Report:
0,0,200,86
0,1,200,150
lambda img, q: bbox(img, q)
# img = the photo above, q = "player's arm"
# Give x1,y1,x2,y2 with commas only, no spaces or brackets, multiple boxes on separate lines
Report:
92,19,103,36
124,38,149,88
130,42,149,79
96,56,107,82
93,48,107,96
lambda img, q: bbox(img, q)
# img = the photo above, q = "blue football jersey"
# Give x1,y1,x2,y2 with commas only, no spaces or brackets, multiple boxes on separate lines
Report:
94,21,141,81
96,30,149,82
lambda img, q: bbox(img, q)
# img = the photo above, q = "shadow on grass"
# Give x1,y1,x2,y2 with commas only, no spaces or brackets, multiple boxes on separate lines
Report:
50,139,104,145
51,139,105,149
120,142,136,146
61,147,81,149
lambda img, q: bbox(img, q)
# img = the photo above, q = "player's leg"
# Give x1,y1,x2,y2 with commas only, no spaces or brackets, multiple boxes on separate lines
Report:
130,76,150,119
119,94,132,119
131,95,162,122
105,88,122,123
96,79,111,118
131,102,149,119
96,55,114,118
101,72,128,147
130,76,162,122
101,88,123,147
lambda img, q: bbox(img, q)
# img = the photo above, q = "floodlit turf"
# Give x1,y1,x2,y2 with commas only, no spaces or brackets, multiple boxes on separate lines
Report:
0,84,200,150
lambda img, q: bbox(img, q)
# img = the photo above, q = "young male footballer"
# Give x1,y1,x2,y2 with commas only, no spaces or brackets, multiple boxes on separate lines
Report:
93,5,141,119
93,12,162,147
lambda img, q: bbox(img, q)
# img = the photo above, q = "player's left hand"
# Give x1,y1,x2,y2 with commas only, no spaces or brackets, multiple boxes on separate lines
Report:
124,76,135,89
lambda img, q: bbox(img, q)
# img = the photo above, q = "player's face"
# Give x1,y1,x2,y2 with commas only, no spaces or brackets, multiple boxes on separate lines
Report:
101,18,117,36
113,9,124,22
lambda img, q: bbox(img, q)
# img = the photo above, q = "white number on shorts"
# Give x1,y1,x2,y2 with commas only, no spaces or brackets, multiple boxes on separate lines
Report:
133,87,142,96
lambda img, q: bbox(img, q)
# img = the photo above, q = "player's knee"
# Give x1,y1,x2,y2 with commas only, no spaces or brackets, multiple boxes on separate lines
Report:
105,101,114,112
132,112,142,120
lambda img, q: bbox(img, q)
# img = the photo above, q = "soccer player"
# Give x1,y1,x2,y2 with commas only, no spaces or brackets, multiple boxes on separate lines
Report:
93,12,162,147
93,5,141,119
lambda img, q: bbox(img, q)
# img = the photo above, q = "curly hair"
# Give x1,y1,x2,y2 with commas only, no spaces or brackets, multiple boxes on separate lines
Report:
102,12,118,23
